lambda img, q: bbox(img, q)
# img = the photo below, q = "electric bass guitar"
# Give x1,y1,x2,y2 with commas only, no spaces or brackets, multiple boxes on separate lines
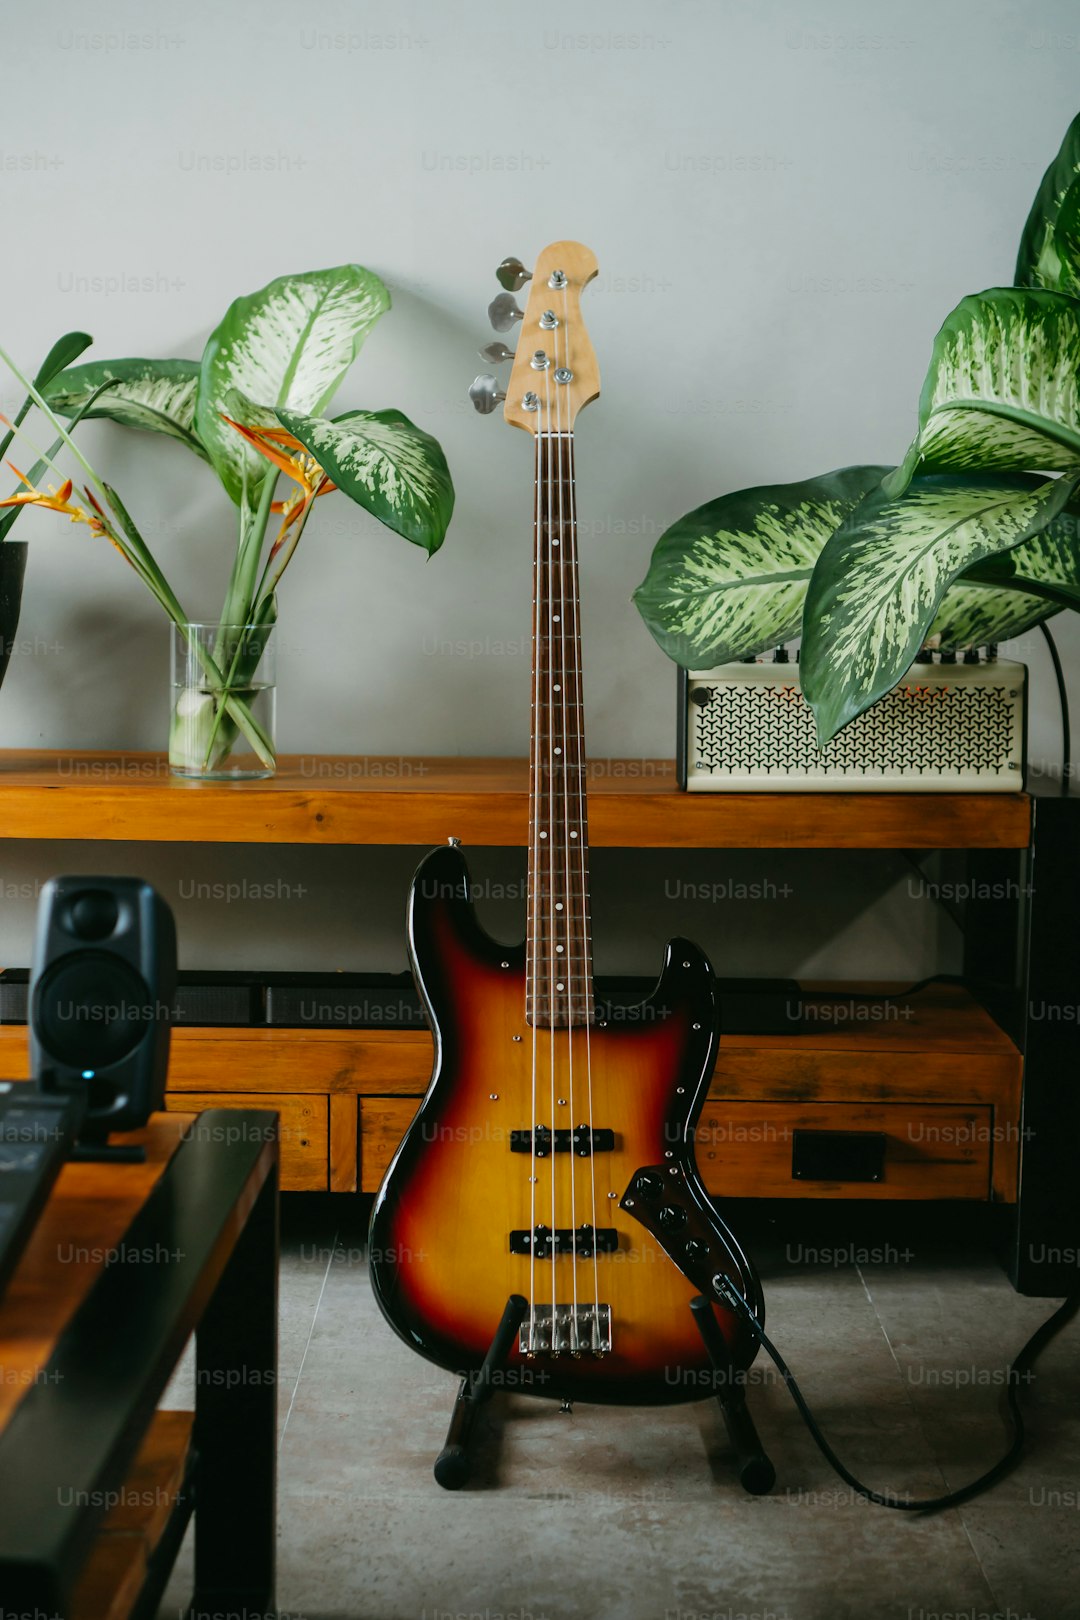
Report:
370,242,763,1405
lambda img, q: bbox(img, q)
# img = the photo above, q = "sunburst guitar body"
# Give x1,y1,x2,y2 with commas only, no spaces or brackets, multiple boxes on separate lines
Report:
369,242,763,1407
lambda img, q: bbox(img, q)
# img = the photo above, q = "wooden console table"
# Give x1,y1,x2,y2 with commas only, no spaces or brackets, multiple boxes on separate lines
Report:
0,750,1032,847
0,750,1073,1297
0,1109,278,1619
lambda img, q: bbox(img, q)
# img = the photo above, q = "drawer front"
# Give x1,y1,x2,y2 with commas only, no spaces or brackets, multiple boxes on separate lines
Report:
696,1101,993,1199
164,1092,328,1191
359,1098,993,1202
159,1030,433,1095
359,1097,421,1192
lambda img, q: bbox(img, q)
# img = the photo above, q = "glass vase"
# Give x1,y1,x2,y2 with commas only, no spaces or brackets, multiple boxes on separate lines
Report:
169,621,276,780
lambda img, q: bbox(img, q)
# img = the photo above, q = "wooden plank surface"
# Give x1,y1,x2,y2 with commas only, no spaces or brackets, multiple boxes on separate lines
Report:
329,1093,358,1192
697,1101,993,1200
0,751,1032,848
0,1116,192,1433
161,1093,324,1190
360,1098,415,1193
71,1410,192,1620
70,1533,147,1620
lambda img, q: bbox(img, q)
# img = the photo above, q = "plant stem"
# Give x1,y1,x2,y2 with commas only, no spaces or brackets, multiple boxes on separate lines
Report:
198,604,277,769
219,471,277,649
252,502,317,614
102,485,274,767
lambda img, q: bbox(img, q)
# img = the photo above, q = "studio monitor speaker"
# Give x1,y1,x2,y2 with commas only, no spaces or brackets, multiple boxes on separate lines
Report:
29,876,176,1137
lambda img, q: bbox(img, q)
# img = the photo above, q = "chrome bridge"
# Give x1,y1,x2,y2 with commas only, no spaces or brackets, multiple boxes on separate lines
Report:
519,1302,612,1356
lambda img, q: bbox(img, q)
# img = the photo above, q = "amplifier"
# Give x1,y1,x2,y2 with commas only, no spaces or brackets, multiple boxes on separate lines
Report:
678,658,1027,792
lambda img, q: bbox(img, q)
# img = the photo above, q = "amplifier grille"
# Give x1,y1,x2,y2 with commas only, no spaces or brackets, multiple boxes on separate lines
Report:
686,663,1025,791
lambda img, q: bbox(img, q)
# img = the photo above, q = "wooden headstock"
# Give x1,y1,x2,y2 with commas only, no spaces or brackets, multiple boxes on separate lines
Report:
498,241,600,435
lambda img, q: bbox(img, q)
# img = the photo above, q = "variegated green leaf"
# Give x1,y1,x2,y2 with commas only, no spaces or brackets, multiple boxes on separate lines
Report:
802,473,1080,743
42,358,206,459
931,512,1080,646
885,289,1080,497
1016,110,1080,291
278,407,454,554
928,582,1058,649
1025,173,1080,300
632,466,890,668
196,264,391,507
221,387,284,440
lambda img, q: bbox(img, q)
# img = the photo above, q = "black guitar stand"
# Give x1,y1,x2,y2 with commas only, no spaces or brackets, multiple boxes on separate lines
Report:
689,1293,775,1494
433,1271,775,1495
434,1293,529,1488
622,1159,776,1496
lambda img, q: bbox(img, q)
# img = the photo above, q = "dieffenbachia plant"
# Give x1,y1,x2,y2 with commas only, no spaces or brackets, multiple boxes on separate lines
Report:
1,264,454,769
635,111,1080,743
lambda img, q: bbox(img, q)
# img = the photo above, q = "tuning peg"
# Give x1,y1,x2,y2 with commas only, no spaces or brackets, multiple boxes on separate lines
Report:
496,256,532,292
488,292,524,332
480,341,516,364
469,374,507,415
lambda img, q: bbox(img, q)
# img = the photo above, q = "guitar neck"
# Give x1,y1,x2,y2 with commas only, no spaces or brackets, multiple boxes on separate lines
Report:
526,429,595,1028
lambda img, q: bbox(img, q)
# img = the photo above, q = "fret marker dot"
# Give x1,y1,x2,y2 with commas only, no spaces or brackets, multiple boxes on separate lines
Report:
556,902,564,911
555,747,562,755
539,832,547,839
557,983,565,991
553,615,560,622
570,831,578,838
556,945,564,954
554,684,561,692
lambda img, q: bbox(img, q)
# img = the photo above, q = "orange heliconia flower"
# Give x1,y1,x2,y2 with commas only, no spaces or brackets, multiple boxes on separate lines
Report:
0,464,107,534
223,416,336,558
0,462,137,569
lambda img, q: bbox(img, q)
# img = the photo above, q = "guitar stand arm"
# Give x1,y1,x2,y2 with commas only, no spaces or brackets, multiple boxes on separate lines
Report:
434,1293,529,1490
690,1294,776,1496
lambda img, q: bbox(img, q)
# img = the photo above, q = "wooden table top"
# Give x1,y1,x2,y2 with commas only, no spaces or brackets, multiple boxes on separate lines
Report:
0,1114,192,1433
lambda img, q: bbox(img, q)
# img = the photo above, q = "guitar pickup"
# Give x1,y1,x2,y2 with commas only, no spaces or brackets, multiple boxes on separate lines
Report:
510,1126,615,1157
509,1224,619,1258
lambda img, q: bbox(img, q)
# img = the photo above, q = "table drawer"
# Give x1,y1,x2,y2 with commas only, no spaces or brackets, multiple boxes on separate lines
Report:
164,1092,328,1191
696,1101,993,1199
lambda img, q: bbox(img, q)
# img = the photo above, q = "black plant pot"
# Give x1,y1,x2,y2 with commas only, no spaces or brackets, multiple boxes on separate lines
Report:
0,542,28,693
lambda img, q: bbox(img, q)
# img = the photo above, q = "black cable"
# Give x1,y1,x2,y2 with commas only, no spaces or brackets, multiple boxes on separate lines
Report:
1039,621,1071,794
713,1271,1080,1513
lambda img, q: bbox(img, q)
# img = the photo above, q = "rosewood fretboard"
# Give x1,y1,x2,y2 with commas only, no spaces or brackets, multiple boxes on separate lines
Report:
526,431,595,1029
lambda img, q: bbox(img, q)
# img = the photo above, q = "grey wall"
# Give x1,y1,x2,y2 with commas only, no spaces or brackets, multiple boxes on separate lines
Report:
0,0,1075,979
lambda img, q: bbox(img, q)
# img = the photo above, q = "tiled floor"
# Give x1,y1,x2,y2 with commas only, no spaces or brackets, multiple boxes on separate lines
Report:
158,1201,1080,1620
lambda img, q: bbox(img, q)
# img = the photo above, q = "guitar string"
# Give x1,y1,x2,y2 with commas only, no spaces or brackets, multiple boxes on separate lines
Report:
543,365,558,1332
528,406,544,1338
559,281,601,1331
551,331,578,1345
